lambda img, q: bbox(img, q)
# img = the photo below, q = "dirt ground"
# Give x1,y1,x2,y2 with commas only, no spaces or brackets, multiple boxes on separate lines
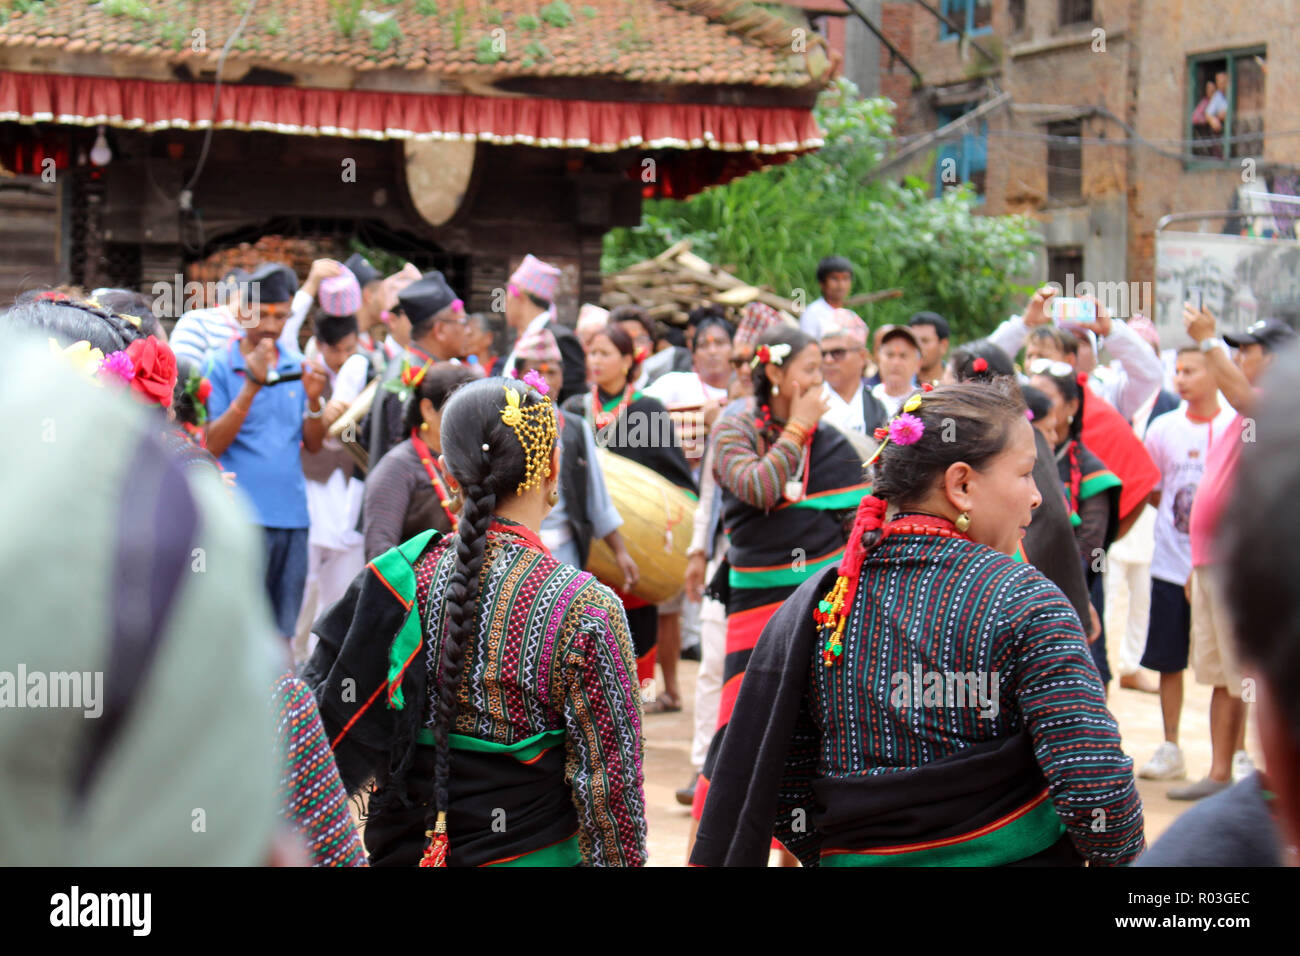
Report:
641,657,1252,866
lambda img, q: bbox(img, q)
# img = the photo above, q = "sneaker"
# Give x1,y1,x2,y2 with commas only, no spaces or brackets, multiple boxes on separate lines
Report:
1232,750,1256,783
1168,776,1231,801
1138,741,1187,780
675,775,698,807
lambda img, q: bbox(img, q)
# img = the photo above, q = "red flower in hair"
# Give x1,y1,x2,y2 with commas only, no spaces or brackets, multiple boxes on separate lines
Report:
197,378,212,404
124,336,178,408
634,345,651,363
921,382,934,392
971,357,988,373
873,427,889,441
755,344,772,365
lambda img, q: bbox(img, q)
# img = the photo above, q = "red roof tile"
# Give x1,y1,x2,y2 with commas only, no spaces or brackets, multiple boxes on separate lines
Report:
0,0,832,90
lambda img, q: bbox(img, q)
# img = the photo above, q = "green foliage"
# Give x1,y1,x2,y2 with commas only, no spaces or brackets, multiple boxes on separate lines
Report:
450,1,466,46
369,17,401,51
159,19,187,49
484,6,502,24
581,5,596,17
516,12,539,30
11,0,42,16
101,0,154,22
262,11,284,35
475,33,502,63
523,39,550,61
415,0,439,14
602,80,1041,341
538,0,573,27
331,0,363,38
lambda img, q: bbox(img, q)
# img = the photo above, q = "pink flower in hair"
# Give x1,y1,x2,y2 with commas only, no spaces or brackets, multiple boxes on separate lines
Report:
521,369,550,396
1025,408,1035,421
889,412,925,446
99,350,135,385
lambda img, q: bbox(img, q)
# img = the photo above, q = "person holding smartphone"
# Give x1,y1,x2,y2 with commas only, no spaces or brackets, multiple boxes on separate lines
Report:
204,262,330,642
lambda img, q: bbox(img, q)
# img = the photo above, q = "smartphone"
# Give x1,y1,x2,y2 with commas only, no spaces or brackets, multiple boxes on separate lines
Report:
1050,297,1097,324
265,369,304,385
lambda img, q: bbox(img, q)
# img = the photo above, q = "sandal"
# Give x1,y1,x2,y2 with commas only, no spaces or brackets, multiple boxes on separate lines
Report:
643,692,682,714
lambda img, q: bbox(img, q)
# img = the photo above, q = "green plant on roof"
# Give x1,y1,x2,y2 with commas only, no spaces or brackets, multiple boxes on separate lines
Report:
538,0,573,27
370,17,402,51
415,0,438,13
101,0,155,23
516,12,538,30
475,34,501,64
484,6,502,24
450,1,466,48
523,39,550,61
11,0,40,16
581,5,597,18
159,19,188,49
262,11,284,35
331,0,364,39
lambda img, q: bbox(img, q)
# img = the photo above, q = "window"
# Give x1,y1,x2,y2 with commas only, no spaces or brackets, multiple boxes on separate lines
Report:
1010,0,1026,33
940,0,992,40
1058,0,1093,26
935,103,988,198
1048,247,1084,292
1187,48,1266,163
1047,119,1083,202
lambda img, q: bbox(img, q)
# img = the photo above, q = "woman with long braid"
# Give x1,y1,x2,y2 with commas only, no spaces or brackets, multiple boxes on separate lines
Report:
305,375,646,867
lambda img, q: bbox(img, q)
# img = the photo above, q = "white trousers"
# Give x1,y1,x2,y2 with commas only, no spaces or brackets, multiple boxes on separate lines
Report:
1104,553,1151,677
293,540,366,663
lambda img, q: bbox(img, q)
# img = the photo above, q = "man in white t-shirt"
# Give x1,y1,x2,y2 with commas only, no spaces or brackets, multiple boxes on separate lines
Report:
799,255,857,341
819,309,887,440
1137,347,1238,783
871,324,922,418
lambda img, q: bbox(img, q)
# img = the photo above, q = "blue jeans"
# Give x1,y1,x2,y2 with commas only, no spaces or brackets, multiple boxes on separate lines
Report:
263,526,308,639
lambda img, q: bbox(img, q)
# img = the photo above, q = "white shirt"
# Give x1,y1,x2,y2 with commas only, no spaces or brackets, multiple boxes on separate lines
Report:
799,297,835,340
1144,403,1237,585
872,382,910,419
303,351,370,552
643,371,728,407
171,291,310,367
822,381,867,434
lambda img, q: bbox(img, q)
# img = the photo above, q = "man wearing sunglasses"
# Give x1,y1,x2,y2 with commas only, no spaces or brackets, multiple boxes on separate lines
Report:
819,309,887,441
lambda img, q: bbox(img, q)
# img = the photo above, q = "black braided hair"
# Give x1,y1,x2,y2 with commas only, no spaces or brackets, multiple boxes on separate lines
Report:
5,296,145,354
422,376,555,819
750,324,814,410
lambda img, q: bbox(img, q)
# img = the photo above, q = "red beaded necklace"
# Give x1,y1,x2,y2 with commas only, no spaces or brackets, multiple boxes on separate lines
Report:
410,429,459,530
884,512,969,540
592,383,636,431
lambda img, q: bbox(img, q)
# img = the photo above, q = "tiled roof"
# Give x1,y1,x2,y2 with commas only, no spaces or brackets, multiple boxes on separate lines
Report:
0,0,831,90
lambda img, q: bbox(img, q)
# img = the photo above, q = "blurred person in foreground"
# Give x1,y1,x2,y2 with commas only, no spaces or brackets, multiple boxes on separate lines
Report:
0,329,286,864
1139,340,1300,865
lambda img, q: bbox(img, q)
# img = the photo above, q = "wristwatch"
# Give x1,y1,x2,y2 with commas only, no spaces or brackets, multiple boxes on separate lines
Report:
1199,337,1225,354
304,399,325,419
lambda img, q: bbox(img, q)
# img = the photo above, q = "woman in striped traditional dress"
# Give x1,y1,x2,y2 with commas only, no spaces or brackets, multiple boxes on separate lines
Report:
690,324,871,834
692,380,1144,866
306,376,646,866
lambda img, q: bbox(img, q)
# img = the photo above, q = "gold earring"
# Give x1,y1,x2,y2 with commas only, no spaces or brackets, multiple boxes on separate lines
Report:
547,487,559,506
420,421,430,432
955,511,971,533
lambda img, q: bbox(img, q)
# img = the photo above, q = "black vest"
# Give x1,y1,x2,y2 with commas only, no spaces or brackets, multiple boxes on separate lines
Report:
558,409,594,568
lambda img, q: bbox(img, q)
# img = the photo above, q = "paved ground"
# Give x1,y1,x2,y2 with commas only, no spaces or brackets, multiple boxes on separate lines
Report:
641,655,1252,866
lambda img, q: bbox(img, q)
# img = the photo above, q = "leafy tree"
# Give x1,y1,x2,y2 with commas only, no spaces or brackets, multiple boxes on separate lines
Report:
603,79,1041,341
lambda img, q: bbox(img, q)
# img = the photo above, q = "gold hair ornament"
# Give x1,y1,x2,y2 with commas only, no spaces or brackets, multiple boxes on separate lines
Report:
500,383,557,495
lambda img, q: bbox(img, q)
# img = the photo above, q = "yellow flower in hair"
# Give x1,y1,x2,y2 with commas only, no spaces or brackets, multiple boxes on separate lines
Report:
49,338,106,379
903,393,923,413
501,384,524,427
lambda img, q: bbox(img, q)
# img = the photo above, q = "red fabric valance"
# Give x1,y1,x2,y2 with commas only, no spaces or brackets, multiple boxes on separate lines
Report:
0,70,822,154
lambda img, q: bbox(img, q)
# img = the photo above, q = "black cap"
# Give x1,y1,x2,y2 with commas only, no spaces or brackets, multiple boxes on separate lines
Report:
877,323,920,351
245,262,298,304
344,253,381,289
398,270,458,332
1223,318,1297,353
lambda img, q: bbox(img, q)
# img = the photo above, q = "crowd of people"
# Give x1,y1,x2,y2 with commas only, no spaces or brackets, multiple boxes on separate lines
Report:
5,248,1299,869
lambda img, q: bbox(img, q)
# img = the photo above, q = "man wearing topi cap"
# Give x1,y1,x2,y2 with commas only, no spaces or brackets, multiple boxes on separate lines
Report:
819,308,887,439
364,268,469,469
502,254,586,402
871,323,923,417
